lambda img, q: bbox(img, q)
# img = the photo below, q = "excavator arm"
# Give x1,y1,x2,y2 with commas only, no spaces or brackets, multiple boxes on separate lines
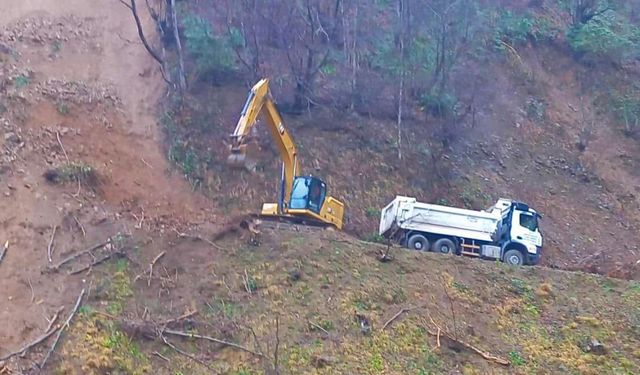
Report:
228,79,301,209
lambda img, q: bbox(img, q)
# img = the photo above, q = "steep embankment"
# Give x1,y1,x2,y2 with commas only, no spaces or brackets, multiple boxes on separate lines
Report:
0,0,210,364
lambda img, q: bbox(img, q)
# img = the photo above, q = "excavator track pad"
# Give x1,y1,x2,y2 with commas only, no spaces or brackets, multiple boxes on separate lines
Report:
251,213,335,233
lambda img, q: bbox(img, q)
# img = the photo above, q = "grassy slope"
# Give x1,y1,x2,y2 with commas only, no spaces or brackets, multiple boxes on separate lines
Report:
56,227,640,375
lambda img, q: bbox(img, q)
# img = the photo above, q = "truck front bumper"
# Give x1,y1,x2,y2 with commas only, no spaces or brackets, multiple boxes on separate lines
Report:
526,250,541,266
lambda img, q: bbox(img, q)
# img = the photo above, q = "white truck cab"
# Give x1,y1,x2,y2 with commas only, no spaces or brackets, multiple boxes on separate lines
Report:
490,199,543,265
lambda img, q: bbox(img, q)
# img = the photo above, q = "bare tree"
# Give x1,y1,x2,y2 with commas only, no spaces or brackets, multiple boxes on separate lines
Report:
118,0,182,88
396,0,406,160
170,0,187,91
285,0,332,111
571,0,613,25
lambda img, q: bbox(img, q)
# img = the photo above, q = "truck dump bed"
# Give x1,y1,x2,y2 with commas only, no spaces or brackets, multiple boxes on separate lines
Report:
379,196,501,242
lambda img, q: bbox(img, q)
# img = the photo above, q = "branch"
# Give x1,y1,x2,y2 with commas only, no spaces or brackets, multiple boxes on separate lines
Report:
273,316,280,374
159,309,198,325
427,325,509,366
382,306,414,330
148,251,166,286
56,132,70,164
120,0,172,85
163,329,264,357
47,225,57,264
69,251,120,275
118,0,133,11
161,334,214,370
0,240,8,265
47,239,111,271
308,321,329,335
40,289,85,369
0,320,61,361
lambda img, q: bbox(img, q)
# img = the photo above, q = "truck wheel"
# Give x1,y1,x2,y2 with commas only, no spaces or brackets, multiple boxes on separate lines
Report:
503,249,524,266
433,238,455,254
407,234,429,251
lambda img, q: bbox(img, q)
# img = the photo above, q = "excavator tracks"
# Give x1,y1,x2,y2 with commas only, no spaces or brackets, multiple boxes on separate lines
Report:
256,215,334,233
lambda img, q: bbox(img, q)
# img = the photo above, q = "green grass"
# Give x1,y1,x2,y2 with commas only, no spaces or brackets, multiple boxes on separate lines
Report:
13,74,30,88
57,101,69,115
365,207,380,218
508,350,526,366
106,259,132,315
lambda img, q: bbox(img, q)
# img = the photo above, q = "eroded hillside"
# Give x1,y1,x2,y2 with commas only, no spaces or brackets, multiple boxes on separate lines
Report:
1,0,640,374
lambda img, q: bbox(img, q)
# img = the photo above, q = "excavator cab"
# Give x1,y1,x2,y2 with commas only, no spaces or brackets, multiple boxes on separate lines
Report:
289,176,327,214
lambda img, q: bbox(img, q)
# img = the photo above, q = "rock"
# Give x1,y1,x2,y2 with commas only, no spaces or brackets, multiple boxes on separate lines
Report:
581,338,607,355
589,339,606,355
312,355,336,368
4,132,20,143
288,268,301,282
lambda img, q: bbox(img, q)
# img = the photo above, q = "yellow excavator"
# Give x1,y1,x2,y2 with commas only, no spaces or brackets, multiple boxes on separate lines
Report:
227,78,345,229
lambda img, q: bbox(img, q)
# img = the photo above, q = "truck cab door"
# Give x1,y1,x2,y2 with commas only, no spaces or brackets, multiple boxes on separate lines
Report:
510,210,541,253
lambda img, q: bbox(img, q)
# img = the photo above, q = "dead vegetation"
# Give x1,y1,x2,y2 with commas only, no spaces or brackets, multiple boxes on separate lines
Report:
43,162,99,188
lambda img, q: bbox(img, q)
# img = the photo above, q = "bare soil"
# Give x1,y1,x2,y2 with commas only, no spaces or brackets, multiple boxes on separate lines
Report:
0,1,639,374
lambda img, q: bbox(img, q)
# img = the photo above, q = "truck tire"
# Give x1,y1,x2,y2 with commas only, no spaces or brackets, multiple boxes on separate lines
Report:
433,238,455,254
407,234,429,251
503,249,524,266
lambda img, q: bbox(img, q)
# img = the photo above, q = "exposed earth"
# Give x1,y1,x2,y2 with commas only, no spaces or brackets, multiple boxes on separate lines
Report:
0,1,639,375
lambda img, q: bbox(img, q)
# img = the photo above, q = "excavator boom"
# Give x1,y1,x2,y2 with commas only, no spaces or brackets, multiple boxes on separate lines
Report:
228,79,300,207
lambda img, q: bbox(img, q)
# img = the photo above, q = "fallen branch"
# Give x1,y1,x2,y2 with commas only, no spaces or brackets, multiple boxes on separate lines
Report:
273,316,280,374
0,240,9,264
0,326,60,361
40,289,85,369
47,225,58,263
45,307,65,333
382,307,414,330
173,228,223,250
153,351,170,362
161,334,213,370
148,251,166,287
27,277,35,303
243,269,252,295
421,318,509,366
48,239,111,271
55,131,70,164
163,329,264,357
69,252,119,275
308,321,329,335
73,216,86,237
160,309,198,326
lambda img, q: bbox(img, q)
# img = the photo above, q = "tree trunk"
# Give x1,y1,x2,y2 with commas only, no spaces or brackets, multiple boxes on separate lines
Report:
350,0,359,111
170,0,187,91
396,0,404,160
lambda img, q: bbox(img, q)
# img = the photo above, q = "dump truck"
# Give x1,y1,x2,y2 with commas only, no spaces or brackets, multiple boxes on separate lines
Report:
379,196,543,266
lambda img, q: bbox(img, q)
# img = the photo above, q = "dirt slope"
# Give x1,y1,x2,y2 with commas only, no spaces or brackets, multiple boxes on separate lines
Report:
0,0,211,363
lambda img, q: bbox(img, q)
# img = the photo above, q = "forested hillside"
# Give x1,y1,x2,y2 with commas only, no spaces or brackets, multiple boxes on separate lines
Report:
149,0,640,278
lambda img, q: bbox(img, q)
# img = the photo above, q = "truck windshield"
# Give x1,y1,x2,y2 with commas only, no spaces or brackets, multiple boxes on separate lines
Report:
519,213,538,232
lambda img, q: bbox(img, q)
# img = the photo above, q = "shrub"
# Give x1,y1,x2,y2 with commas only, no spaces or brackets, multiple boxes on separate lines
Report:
567,11,639,62
182,14,236,80
420,91,458,118
492,10,556,49
610,90,640,136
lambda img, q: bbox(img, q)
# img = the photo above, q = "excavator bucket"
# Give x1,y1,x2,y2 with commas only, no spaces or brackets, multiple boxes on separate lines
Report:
227,152,247,168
